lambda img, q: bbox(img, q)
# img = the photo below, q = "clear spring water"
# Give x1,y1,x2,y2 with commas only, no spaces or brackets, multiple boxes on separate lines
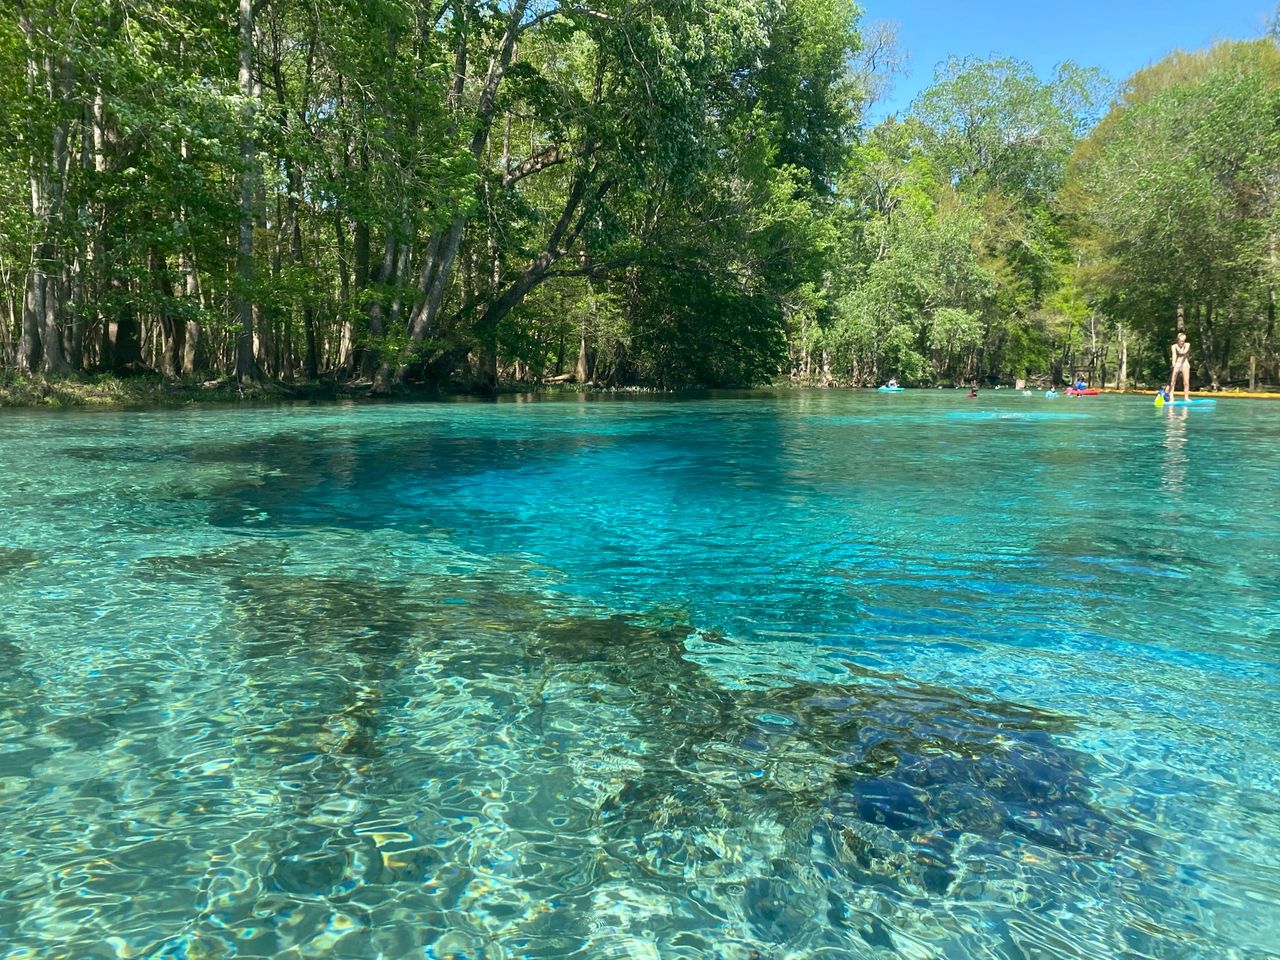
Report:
0,390,1277,960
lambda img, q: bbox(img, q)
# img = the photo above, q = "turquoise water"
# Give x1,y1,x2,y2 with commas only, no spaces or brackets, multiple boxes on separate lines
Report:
0,390,1277,959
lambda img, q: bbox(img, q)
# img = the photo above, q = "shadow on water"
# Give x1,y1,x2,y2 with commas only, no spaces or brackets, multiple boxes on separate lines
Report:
141,552,427,788
190,430,611,532
0,549,1180,958
532,617,1155,873
0,545,41,575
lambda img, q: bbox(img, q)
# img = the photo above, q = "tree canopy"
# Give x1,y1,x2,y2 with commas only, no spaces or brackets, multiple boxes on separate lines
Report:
1,4,1276,393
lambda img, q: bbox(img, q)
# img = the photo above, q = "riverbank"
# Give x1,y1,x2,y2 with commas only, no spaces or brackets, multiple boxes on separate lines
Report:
6,372,1280,408
0,372,684,408
0,373,364,408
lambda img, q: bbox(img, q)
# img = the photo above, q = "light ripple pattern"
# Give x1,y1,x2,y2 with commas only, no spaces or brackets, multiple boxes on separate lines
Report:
0,390,1277,959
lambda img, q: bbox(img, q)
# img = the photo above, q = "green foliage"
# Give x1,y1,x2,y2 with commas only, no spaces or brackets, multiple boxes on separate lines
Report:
1069,39,1280,385
827,148,993,384
811,55,1123,387
627,272,788,387
912,57,1109,202
2,1,1273,393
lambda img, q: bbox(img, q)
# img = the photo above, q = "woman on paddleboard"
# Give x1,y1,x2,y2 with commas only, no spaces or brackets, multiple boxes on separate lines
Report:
1169,331,1192,401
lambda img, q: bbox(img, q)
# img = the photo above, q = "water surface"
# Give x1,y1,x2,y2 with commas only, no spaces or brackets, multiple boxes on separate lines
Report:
1,390,1277,959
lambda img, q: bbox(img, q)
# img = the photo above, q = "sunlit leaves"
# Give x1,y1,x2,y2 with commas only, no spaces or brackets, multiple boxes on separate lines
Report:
1071,39,1280,365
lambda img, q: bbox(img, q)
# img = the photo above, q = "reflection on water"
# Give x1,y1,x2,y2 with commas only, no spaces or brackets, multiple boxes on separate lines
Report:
1162,407,1189,495
0,393,1278,959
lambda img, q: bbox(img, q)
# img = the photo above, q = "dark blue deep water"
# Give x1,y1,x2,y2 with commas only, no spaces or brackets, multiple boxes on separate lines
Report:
1,390,1277,958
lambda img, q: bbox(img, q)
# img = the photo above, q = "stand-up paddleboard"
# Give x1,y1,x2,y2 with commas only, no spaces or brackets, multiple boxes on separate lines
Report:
1164,398,1216,407
877,386,905,392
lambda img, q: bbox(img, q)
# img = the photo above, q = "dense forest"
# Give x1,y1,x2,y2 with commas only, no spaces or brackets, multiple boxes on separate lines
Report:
1,1,1278,392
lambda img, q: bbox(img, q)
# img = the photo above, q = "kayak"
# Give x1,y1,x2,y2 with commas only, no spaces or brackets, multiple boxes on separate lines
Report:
877,386,905,392
1066,388,1100,396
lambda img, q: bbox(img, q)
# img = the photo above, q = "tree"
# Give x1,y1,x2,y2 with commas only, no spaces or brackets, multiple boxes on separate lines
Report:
1069,40,1280,387
828,129,993,385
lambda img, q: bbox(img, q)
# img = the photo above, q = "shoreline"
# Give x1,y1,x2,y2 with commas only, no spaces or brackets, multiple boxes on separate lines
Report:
0,373,676,409
0,374,374,409
5,372,1280,409
1102,388,1280,401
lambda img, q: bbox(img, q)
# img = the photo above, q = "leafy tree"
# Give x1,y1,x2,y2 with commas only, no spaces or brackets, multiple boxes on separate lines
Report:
1069,40,1280,387
912,56,1108,203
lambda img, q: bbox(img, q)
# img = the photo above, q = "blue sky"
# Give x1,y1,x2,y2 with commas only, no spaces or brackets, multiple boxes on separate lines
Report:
867,0,1277,118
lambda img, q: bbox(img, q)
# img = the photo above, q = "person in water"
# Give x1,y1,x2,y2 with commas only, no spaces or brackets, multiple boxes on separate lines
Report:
1169,331,1192,401
966,386,978,399
1156,385,1171,403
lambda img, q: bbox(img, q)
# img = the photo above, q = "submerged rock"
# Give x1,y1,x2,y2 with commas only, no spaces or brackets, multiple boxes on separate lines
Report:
0,546,40,576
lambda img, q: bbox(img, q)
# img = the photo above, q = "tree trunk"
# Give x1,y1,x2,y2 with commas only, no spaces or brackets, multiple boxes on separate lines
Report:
575,289,600,383
290,191,317,380
182,265,202,375
272,7,317,381
361,233,397,383
574,330,590,383
110,286,141,370
151,248,183,377
68,97,94,371
1087,313,1098,386
1117,333,1128,390
400,0,530,363
333,213,354,373
1268,235,1277,384
1199,301,1219,390
234,0,258,384
0,284,14,367
89,88,109,371
18,6,73,377
19,268,43,372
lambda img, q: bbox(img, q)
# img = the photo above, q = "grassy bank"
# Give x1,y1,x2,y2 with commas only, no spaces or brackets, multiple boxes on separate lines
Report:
0,372,367,408
0,372,648,408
